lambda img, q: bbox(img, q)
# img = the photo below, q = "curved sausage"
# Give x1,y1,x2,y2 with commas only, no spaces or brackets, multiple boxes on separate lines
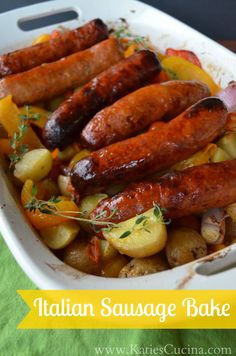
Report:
148,121,167,132
81,80,210,149
0,19,108,77
0,37,123,106
43,50,162,149
71,97,227,191
90,160,236,223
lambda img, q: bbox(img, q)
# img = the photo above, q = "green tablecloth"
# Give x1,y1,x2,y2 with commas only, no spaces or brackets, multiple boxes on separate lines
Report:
1,234,235,356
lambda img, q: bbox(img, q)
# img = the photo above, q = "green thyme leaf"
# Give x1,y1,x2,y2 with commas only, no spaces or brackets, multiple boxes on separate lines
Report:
31,184,38,197
48,196,61,204
153,203,161,219
135,215,148,225
119,230,131,239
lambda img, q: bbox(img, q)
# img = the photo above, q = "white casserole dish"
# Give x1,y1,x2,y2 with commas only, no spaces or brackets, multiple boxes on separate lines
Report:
0,0,236,290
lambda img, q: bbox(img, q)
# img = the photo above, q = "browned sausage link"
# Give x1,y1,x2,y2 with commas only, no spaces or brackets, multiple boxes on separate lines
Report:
90,160,236,223
43,50,161,150
148,121,167,132
0,38,123,106
81,80,210,149
0,19,108,77
71,98,227,191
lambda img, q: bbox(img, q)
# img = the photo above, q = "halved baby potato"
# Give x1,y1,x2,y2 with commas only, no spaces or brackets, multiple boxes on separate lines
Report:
40,220,80,250
100,240,119,262
211,146,232,162
119,254,169,278
103,208,167,258
78,193,108,232
14,148,53,183
101,255,129,277
217,133,236,159
166,227,207,267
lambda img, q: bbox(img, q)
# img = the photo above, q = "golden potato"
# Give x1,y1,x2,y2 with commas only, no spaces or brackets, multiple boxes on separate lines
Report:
225,217,236,244
102,255,129,277
63,238,101,275
119,254,169,278
14,148,52,183
57,175,71,198
78,193,108,232
103,207,167,258
211,147,232,163
201,208,225,244
40,221,80,250
217,133,236,159
172,144,217,171
166,227,207,267
100,240,119,262
226,203,236,222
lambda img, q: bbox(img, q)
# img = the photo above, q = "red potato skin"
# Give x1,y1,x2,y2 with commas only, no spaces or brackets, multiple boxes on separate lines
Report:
0,19,109,77
43,50,162,149
71,98,227,191
0,37,123,106
81,80,210,149
90,160,236,223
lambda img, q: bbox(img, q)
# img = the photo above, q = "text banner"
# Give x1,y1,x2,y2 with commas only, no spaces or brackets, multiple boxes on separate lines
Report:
18,290,236,329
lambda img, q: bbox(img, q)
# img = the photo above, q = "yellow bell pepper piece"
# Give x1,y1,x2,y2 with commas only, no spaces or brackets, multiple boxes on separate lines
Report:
32,34,51,45
69,149,91,168
19,106,50,129
162,56,221,95
21,179,80,230
124,44,137,58
0,96,43,149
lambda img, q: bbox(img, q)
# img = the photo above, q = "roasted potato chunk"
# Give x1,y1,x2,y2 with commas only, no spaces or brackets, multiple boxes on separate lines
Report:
166,227,207,267
63,238,101,275
119,254,169,278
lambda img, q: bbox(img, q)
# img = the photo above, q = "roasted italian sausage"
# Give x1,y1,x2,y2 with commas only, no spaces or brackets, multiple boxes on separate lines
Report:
0,37,123,106
81,80,210,149
71,98,227,191
0,19,108,77
90,160,236,223
43,50,162,149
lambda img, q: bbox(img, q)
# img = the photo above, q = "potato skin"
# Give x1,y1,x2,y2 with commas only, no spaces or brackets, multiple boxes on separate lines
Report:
166,227,207,268
63,238,101,275
102,255,129,278
119,254,169,278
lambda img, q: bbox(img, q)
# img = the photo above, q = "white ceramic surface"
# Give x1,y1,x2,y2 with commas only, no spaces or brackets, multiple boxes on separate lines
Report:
0,0,236,290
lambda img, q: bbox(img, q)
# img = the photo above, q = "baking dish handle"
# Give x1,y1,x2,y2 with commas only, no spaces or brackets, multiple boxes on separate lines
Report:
0,0,83,51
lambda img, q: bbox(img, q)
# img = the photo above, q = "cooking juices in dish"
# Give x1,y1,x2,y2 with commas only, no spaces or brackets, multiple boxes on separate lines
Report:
0,18,236,278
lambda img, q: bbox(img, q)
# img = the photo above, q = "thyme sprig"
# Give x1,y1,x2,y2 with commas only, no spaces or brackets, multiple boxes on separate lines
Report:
24,185,119,230
24,185,171,236
113,25,150,50
119,203,171,239
9,105,41,168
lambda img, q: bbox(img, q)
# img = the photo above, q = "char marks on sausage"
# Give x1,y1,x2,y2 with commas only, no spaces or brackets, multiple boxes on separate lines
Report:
90,160,236,223
0,19,109,77
81,80,210,149
43,50,162,149
71,97,227,191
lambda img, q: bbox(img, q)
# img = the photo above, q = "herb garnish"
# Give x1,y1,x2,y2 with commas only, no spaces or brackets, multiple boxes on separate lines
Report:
24,186,171,236
24,185,119,230
113,25,150,50
9,105,41,168
118,203,171,239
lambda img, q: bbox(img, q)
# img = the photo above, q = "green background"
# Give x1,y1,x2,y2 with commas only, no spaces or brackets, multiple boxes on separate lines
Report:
1,235,235,356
